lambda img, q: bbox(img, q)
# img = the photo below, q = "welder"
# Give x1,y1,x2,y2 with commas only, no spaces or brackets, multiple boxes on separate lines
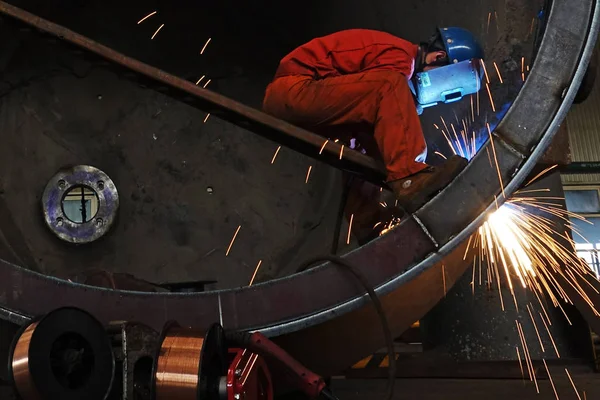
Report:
263,28,484,214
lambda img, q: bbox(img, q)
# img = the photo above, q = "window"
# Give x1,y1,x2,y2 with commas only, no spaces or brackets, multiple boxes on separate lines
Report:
575,243,600,278
565,189,600,214
565,186,600,278
62,186,99,223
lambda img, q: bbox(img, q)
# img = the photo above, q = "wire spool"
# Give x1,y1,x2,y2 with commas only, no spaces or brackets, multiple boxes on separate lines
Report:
152,322,226,400
8,307,115,400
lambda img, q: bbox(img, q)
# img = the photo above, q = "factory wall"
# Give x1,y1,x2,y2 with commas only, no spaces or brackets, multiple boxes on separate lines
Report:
562,41,600,185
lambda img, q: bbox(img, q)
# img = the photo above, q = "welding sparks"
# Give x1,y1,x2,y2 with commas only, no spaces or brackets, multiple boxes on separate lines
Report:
463,157,600,379
543,360,560,400
470,95,474,122
516,347,524,381
522,57,526,82
494,11,499,32
493,62,504,83
378,217,402,237
203,79,212,89
485,83,496,112
442,265,447,296
437,115,478,160
319,140,329,155
271,146,281,164
516,323,532,381
200,38,212,55
471,258,476,294
481,61,491,84
339,145,345,160
151,23,165,40
204,113,210,123
526,303,545,352
529,17,536,37
467,175,600,356
137,11,157,25
517,320,538,391
305,165,313,183
440,116,450,134
195,75,206,85
487,123,505,197
526,164,558,187
477,200,597,311
566,369,583,400
249,260,262,286
225,225,241,256
347,214,354,245
487,12,492,33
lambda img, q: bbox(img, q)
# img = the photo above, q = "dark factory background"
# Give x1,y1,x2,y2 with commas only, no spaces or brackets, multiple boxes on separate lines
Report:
0,0,537,288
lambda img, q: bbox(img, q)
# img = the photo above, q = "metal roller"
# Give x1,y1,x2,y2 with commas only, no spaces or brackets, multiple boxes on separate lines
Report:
152,322,227,400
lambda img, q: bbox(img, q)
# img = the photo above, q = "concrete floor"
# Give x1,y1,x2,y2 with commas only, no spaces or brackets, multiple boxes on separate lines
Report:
1,374,598,400
0,0,542,290
330,372,600,399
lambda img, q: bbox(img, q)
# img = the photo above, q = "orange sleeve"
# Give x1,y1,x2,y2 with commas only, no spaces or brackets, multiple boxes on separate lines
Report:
361,47,416,77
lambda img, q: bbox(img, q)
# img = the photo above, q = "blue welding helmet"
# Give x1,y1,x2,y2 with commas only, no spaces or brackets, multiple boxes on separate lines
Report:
410,59,483,113
438,27,485,65
411,27,484,114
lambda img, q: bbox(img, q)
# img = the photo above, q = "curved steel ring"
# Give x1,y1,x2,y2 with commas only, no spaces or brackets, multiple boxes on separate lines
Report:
0,0,598,375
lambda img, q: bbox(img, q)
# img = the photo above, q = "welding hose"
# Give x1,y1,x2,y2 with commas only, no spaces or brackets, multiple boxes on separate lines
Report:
296,255,395,400
226,255,396,399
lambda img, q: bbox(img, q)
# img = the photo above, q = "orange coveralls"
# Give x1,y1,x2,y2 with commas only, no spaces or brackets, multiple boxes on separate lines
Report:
263,29,428,181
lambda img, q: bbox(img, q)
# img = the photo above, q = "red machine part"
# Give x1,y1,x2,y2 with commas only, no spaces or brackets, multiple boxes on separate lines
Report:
227,348,273,400
225,331,327,399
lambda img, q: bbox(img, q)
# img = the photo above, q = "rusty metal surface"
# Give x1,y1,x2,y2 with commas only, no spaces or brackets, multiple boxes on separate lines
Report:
541,123,572,165
0,0,597,377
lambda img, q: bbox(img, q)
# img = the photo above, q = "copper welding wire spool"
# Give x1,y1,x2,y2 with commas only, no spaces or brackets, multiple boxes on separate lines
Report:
11,321,42,400
152,322,227,400
8,307,115,400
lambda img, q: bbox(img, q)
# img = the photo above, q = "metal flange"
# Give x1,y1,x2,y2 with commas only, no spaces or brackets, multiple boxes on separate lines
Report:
42,165,119,244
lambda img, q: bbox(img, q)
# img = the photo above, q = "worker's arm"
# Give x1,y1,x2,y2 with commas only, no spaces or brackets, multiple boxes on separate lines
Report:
361,47,416,77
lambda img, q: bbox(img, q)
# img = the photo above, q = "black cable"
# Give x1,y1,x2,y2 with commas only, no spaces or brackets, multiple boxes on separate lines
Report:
320,387,341,400
331,176,354,255
297,255,395,400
